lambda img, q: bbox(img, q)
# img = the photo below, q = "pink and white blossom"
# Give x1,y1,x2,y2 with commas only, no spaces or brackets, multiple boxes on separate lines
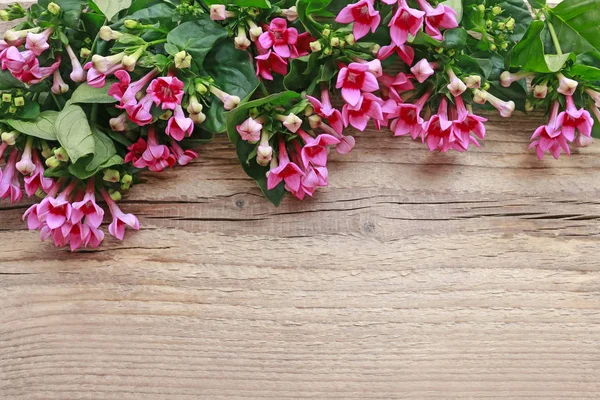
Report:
335,0,381,41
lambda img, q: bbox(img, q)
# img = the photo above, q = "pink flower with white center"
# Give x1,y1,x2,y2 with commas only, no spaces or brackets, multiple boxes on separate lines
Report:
279,113,303,133
124,138,149,168
556,95,594,142
37,181,77,230
142,126,176,172
25,28,53,56
378,72,414,102
342,93,385,131
147,75,185,110
0,149,23,203
71,180,104,229
377,43,415,65
335,0,381,40
126,94,154,126
410,58,435,83
15,56,61,85
210,4,235,20
237,117,263,142
452,95,487,150
85,61,124,88
51,69,68,94
336,62,379,107
267,140,305,192
166,104,194,141
0,46,33,75
23,182,60,231
556,73,578,96
92,53,125,73
24,151,53,197
446,68,466,96
298,130,340,168
416,0,459,40
258,18,299,58
307,88,344,134
16,137,35,175
100,188,140,241
422,98,456,152
170,141,198,166
389,91,430,139
60,221,90,252
529,102,570,160
388,0,425,46
65,44,85,83
255,50,288,81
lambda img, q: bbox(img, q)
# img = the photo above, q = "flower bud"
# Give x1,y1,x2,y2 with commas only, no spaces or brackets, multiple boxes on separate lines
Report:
345,34,355,46
41,142,52,159
48,2,61,15
187,95,203,114
525,100,534,112
574,135,594,148
14,97,24,107
505,18,515,31
234,33,251,50
411,58,435,83
497,22,505,30
500,71,532,88
124,19,140,29
282,113,302,133
224,95,240,110
489,43,497,52
109,114,127,131
174,50,192,69
0,10,8,21
210,4,227,20
308,114,322,129
492,6,502,15
80,47,91,58
533,83,548,99
472,89,487,105
323,47,332,56
1,130,19,145
370,44,381,56
159,110,173,120
121,173,133,185
463,75,481,89
477,4,485,12
556,73,578,96
103,169,120,183
304,105,314,117
54,147,69,162
16,155,35,175
282,6,298,22
256,144,272,166
191,112,206,124
249,26,263,41
322,28,331,37
310,41,322,52
2,93,11,102
330,37,340,47
99,26,122,41
196,82,208,95
45,156,60,168
585,88,600,108
109,190,122,202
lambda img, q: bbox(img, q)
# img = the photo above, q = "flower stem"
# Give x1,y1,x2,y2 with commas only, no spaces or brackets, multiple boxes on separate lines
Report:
547,21,562,55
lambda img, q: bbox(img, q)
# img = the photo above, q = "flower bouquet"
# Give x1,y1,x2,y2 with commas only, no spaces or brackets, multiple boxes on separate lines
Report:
0,0,599,251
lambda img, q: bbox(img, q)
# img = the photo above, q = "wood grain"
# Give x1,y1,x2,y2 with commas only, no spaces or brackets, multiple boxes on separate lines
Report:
2,1,600,399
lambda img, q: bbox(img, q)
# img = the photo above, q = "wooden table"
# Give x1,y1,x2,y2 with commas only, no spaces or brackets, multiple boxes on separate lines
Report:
2,2,600,399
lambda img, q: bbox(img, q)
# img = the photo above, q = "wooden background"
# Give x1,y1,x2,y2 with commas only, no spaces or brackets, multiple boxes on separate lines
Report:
2,1,600,398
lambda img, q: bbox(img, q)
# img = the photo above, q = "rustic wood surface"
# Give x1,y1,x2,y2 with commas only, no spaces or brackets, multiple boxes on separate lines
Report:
3,2,600,399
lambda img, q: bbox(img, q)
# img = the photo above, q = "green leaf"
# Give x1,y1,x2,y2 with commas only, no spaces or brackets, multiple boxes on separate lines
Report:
498,0,533,43
0,70,24,90
19,101,41,120
529,0,546,8
54,104,96,164
167,19,228,72
297,0,326,37
38,0,84,29
93,0,132,20
548,1,600,55
6,111,58,141
67,126,123,179
202,39,259,133
127,3,178,29
71,83,117,104
569,52,600,81
441,28,468,49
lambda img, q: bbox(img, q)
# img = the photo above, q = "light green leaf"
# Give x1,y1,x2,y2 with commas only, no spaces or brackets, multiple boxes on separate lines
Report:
6,111,59,141
548,0,600,54
93,0,132,20
54,104,96,164
71,83,117,104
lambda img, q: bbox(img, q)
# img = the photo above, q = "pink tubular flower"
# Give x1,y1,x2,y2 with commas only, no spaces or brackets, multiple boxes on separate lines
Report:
452,95,487,150
16,137,35,175
298,130,340,168
25,28,53,56
142,126,176,172
255,50,288,81
126,93,154,126
51,69,68,94
529,101,570,160
147,75,185,110
71,179,104,229
422,98,455,152
295,32,313,57
267,140,305,192
389,91,431,139
166,105,194,141
446,68,467,96
85,61,124,88
556,73,578,96
342,93,385,131
388,0,425,46
65,44,85,83
0,46,31,74
288,141,320,200
0,149,23,203
124,137,149,168
113,68,159,107
410,58,435,83
100,188,140,241
170,141,198,166
236,117,263,142
37,181,77,230
107,69,131,101
416,0,458,40
378,43,415,65
23,181,61,231
307,87,344,134
24,151,54,197
336,62,379,107
556,95,593,142
258,18,298,58
335,0,381,40
378,72,414,102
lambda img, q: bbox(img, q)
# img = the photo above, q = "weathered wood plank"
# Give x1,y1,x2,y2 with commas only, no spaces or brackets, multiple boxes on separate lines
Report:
2,1,600,399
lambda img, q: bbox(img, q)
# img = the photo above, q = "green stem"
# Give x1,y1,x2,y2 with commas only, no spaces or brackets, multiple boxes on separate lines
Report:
547,21,562,55
259,81,269,97
147,38,167,46
51,93,62,111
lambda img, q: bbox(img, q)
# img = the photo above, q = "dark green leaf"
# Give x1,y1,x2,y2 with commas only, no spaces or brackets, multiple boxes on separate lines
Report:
6,111,58,141
71,83,117,104
498,0,533,42
529,0,546,8
549,0,600,54
0,70,24,90
442,28,468,49
54,104,96,163
167,19,228,72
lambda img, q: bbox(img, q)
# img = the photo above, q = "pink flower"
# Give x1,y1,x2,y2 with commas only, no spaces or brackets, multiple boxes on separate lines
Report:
0,149,22,203
298,130,340,168
377,43,415,65
307,87,344,134
15,138,35,175
236,117,263,142
295,32,313,57
15,56,61,85
389,91,430,139
113,68,159,107
267,140,305,192
71,180,104,229
452,96,487,151
85,61,124,88
170,141,198,166
342,93,385,131
24,151,53,197
142,126,176,172
529,102,570,160
336,62,379,107
51,69,69,94
255,50,288,81
410,58,435,83
378,72,414,102
126,93,154,126
25,28,53,56
85,226,105,248
556,73,578,96
166,105,194,141
258,18,299,58
107,70,131,101
416,0,459,41
446,68,466,97
335,0,381,40
124,138,149,168
65,44,86,83
37,181,77,230
147,75,185,110
388,0,425,46
101,188,140,241
556,95,593,142
288,141,320,200
422,98,455,152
